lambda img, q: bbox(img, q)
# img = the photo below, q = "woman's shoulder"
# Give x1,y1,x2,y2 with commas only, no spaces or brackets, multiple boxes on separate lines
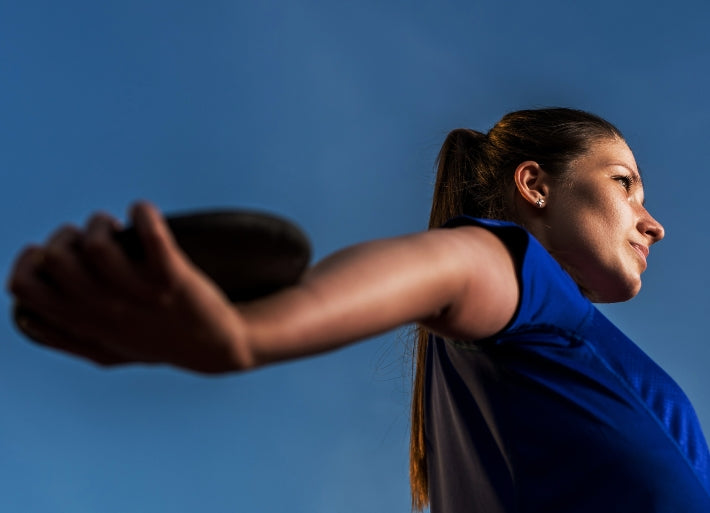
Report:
441,216,593,337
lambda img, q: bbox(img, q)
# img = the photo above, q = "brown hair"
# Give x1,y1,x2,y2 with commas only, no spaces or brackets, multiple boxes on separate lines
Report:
409,108,622,510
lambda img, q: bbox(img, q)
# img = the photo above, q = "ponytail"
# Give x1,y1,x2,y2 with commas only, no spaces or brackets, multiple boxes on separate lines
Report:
427,129,489,228
409,128,489,510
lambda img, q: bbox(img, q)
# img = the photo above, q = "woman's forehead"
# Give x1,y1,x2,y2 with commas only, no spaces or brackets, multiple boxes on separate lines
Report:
577,138,639,172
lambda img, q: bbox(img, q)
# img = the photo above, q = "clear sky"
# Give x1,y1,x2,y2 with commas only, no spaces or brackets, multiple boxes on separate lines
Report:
1,1,709,511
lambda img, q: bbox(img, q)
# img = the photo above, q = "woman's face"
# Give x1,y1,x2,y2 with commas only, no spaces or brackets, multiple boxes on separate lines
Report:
535,137,664,303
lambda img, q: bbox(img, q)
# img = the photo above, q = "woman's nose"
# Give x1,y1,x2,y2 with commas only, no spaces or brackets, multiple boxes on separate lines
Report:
638,208,665,244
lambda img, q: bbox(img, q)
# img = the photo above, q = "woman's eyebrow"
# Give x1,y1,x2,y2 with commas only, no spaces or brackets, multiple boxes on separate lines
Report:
610,161,644,185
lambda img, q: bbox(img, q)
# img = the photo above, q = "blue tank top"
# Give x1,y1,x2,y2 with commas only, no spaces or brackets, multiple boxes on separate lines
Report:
424,217,710,512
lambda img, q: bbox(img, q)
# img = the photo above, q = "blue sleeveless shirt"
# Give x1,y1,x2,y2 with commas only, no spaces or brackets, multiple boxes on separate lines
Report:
424,217,710,512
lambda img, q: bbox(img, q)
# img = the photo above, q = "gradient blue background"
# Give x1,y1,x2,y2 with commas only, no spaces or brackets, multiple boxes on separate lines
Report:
2,1,709,511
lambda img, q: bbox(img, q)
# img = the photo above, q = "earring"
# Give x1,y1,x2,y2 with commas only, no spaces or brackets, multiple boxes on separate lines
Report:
535,197,545,208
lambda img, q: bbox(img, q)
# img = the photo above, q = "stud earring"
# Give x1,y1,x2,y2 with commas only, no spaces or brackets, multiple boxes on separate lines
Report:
535,197,545,208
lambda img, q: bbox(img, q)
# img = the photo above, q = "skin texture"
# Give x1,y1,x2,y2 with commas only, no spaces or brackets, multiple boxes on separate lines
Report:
5,138,663,372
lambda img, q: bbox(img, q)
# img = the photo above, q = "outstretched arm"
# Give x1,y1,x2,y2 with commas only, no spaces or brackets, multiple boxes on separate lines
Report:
7,202,518,373
240,218,518,368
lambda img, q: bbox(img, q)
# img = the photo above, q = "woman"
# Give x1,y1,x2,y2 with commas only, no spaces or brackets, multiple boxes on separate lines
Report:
8,108,709,511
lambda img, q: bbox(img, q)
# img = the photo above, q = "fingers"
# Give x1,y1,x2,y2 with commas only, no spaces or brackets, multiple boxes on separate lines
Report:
9,244,99,332
7,228,90,322
7,202,210,370
9,209,144,324
13,305,136,367
81,212,149,297
41,224,100,297
40,224,80,289
7,245,61,307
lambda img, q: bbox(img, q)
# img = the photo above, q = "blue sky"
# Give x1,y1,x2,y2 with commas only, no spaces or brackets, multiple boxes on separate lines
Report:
1,1,709,511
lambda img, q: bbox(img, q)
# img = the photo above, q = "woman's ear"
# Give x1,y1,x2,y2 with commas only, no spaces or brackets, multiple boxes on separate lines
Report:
514,161,550,208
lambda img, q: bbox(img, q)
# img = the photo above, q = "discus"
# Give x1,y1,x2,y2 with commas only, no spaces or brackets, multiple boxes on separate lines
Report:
13,209,312,339
114,209,312,302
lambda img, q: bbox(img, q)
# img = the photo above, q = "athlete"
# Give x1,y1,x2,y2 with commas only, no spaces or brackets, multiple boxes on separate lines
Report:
9,108,708,511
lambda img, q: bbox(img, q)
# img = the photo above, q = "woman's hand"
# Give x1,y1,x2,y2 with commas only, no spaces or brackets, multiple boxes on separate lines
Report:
7,202,250,373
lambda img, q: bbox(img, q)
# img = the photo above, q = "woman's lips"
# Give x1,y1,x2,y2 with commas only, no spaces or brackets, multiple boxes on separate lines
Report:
630,242,649,267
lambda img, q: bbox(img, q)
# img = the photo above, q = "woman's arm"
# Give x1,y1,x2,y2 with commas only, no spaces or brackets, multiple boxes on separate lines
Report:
7,202,518,373
240,221,518,368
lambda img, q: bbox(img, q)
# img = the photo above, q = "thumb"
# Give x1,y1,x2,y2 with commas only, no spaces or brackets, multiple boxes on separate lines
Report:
129,201,189,287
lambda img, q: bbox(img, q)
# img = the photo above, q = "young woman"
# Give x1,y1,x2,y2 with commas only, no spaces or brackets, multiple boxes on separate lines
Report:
8,108,710,511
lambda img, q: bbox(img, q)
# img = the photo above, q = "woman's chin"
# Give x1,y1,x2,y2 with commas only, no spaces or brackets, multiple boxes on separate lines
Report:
586,279,642,304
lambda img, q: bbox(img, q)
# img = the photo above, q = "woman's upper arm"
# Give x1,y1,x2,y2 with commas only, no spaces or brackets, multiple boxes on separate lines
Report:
421,226,519,341
238,225,519,367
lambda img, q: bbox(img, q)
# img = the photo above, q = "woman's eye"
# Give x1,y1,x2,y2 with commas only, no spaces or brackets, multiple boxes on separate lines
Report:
614,176,632,190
